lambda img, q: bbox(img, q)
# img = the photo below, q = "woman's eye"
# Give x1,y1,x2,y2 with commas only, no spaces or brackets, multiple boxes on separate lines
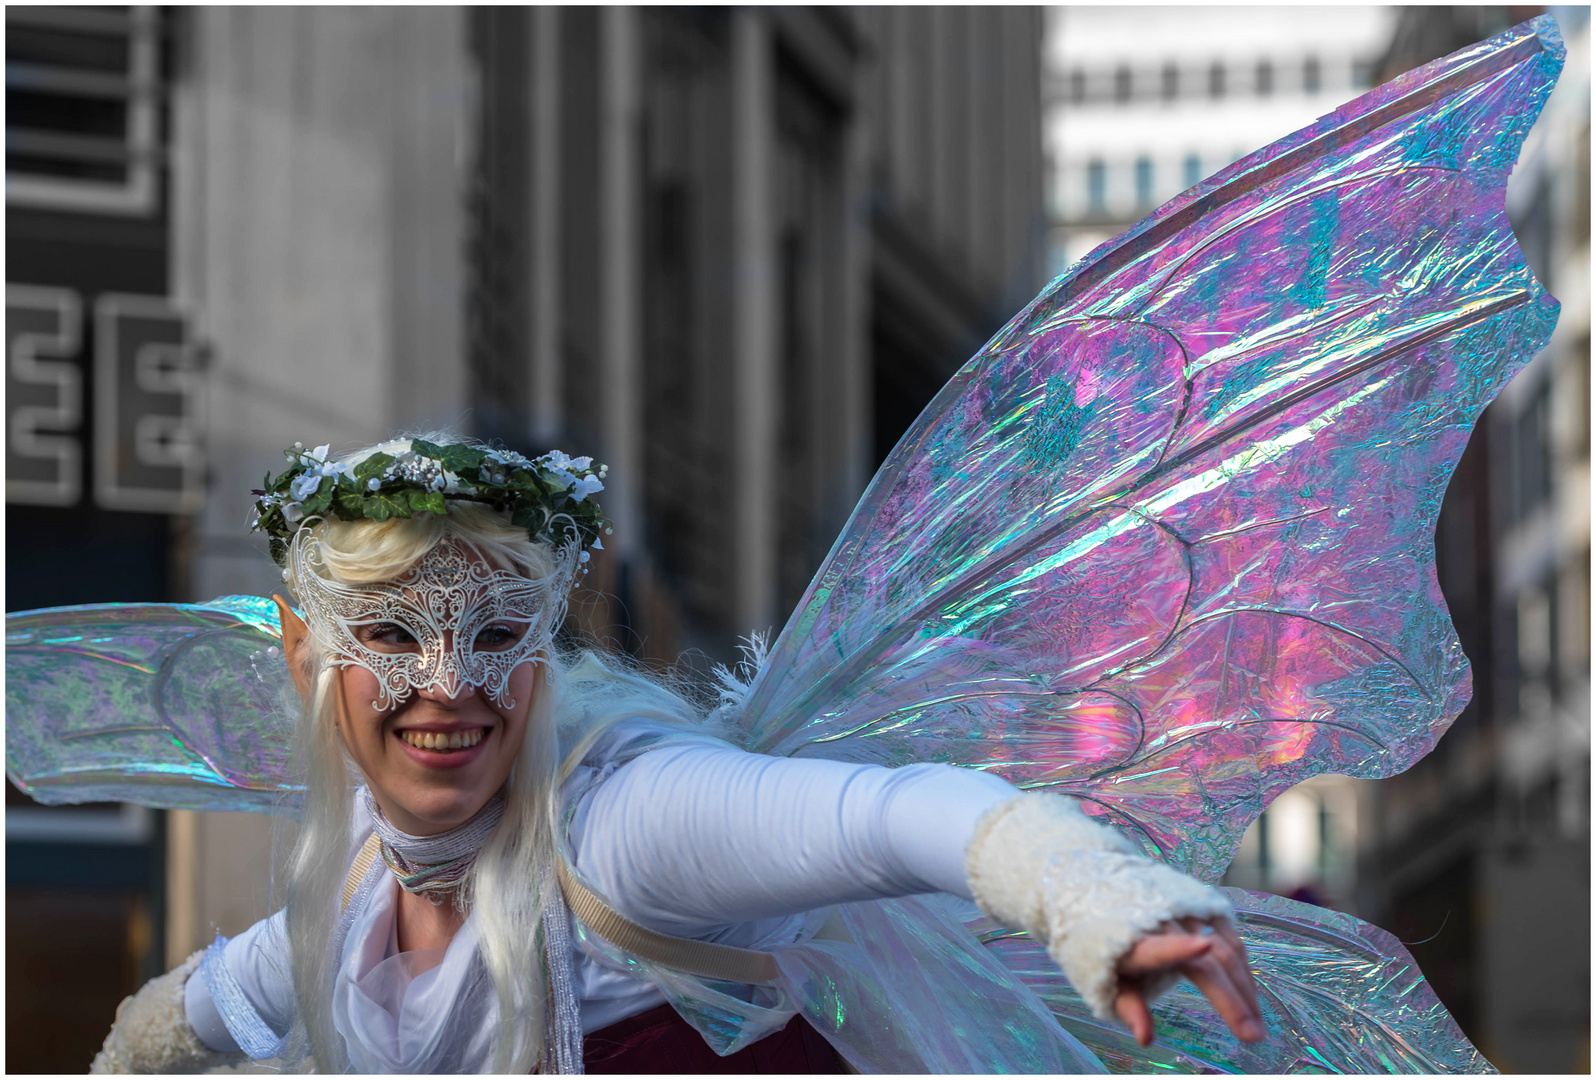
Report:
360,622,418,648
474,624,523,650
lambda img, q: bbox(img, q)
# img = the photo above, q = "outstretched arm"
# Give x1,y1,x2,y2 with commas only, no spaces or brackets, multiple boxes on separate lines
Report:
569,742,1262,1044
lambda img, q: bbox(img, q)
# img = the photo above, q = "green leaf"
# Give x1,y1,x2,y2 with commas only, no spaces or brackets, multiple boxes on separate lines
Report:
333,487,366,518
510,505,545,531
411,438,445,460
438,444,487,475
354,452,395,481
362,491,412,522
408,490,447,516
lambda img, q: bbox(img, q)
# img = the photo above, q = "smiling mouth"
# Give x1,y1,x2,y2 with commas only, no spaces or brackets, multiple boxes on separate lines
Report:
398,729,485,752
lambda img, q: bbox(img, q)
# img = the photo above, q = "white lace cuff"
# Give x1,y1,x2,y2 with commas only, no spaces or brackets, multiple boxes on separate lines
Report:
965,793,1232,1020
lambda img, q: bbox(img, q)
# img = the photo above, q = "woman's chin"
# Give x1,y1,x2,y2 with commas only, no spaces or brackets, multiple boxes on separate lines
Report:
387,791,495,835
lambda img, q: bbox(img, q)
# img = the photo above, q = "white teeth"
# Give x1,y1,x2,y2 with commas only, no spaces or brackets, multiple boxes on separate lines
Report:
448,732,462,749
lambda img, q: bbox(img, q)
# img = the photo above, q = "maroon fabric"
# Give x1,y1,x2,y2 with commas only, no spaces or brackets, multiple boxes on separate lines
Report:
582,1002,844,1074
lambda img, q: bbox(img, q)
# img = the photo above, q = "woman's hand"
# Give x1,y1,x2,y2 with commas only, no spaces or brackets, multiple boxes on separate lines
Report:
1113,916,1264,1046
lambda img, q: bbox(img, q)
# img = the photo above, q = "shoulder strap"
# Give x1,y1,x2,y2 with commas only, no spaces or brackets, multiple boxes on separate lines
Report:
339,834,776,985
341,833,383,914
555,858,778,986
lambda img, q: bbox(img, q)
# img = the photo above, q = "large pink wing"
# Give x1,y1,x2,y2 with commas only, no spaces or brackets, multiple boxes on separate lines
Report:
737,17,1562,882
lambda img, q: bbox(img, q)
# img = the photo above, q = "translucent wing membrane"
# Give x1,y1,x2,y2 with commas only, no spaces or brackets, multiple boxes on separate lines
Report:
741,17,1563,883
5,596,302,812
978,889,1493,1074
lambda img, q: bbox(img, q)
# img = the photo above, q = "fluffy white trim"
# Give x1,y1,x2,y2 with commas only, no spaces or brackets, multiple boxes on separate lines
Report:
966,793,1232,1020
90,950,242,1074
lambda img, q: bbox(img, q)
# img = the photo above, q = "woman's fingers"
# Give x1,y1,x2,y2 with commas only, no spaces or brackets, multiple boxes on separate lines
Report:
1212,919,1260,999
1117,932,1211,975
1172,918,1264,1031
1114,922,1267,1047
1114,987,1156,1047
1181,948,1265,1043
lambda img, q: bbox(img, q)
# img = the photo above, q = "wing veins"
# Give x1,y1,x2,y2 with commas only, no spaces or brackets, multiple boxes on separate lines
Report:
1104,716,1389,778
1126,165,1460,314
1192,507,1331,544
1177,606,1432,697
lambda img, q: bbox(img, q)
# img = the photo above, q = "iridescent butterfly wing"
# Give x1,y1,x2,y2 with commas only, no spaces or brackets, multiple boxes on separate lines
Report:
5,595,302,813
735,16,1560,1074
739,16,1562,883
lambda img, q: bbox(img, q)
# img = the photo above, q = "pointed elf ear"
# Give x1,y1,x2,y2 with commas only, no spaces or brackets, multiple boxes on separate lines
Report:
272,594,315,699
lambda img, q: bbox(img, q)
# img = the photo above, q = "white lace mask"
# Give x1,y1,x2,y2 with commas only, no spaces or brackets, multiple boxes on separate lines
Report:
289,534,573,711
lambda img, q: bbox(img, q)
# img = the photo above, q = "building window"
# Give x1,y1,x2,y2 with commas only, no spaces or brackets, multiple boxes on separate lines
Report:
1183,153,1202,189
1207,60,1226,98
1161,62,1178,100
1510,378,1553,525
1113,64,1132,104
6,6,162,216
1086,158,1106,213
1255,59,1274,96
1134,156,1153,208
1304,54,1322,93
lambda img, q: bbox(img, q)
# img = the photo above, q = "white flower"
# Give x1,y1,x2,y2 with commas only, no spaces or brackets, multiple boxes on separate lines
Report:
311,444,331,462
283,502,305,523
591,535,603,551
568,455,593,471
290,473,322,501
572,474,604,500
486,448,536,470
320,461,353,480
543,450,573,471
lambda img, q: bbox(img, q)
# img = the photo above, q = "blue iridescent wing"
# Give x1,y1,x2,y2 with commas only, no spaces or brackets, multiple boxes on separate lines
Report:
5,595,303,812
737,17,1562,884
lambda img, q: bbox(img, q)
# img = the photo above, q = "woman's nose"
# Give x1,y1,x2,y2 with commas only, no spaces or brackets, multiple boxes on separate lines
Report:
414,672,479,704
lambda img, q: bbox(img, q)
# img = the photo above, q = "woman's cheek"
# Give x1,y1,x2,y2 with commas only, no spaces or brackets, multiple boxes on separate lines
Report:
334,666,389,764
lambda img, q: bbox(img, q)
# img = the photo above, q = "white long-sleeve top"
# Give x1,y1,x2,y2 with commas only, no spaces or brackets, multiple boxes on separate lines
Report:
185,723,1019,1070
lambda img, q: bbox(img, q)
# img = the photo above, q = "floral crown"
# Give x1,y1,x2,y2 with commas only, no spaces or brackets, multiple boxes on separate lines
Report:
251,438,609,567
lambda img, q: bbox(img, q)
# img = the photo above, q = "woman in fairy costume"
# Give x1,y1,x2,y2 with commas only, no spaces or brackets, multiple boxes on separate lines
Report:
15,17,1557,1075
90,436,1260,1073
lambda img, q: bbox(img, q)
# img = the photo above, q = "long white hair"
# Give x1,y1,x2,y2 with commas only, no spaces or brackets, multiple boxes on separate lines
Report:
274,436,705,1072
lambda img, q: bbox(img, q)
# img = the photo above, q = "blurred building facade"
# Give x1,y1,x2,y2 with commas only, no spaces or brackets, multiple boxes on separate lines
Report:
1357,8,1591,1074
4,6,1046,1071
1043,6,1590,1073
